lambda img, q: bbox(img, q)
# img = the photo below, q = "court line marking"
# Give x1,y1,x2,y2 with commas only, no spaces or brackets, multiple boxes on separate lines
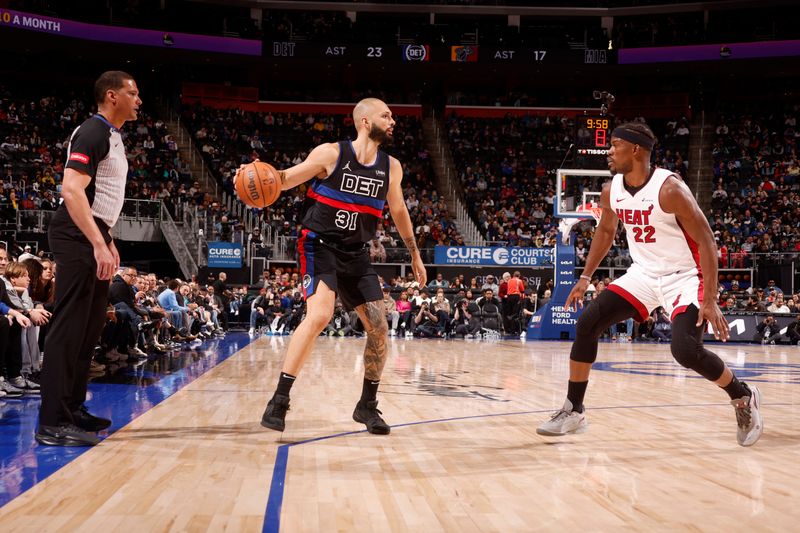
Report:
0,333,255,510
262,400,792,532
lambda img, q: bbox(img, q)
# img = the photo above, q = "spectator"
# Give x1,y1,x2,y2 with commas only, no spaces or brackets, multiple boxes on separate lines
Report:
767,295,790,313
368,238,387,263
395,291,413,337
481,274,499,294
427,273,450,289
382,287,399,336
2,260,46,391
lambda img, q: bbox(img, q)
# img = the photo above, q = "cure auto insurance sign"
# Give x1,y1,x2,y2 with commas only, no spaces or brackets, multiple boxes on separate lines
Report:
208,242,242,268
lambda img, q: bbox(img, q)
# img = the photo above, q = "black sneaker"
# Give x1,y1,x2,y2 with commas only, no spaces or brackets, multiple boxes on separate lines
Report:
35,423,101,446
261,394,290,431
72,405,112,432
353,400,391,435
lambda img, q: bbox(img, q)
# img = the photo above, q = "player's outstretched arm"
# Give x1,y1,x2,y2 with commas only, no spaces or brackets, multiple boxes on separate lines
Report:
566,182,618,310
386,157,427,287
660,176,729,341
276,142,340,191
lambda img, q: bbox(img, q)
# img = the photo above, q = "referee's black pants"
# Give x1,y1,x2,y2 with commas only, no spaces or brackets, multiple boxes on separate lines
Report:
39,221,110,427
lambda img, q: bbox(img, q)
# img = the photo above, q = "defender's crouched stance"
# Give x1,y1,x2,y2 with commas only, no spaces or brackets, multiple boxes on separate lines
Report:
537,122,762,447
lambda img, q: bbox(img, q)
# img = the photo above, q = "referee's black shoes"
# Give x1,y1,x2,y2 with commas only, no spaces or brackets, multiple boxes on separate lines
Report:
35,424,101,447
72,405,113,432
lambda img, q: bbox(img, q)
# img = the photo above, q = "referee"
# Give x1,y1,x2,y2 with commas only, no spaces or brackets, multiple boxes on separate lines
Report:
36,71,141,447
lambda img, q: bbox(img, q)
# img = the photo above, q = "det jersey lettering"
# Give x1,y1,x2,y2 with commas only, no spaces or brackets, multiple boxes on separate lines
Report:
341,172,382,197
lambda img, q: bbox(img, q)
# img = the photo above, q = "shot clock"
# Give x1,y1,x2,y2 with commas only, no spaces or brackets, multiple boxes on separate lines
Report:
576,116,611,150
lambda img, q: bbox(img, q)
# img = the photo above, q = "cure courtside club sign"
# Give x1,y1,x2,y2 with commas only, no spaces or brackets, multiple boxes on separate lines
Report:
434,246,553,266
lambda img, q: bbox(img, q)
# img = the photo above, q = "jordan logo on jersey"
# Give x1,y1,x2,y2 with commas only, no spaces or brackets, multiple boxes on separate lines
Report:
341,173,382,197
342,161,352,172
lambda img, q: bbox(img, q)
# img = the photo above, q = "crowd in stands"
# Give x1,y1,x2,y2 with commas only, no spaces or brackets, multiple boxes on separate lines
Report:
708,105,800,267
182,104,464,261
0,241,248,399
445,112,689,255
0,85,203,229
249,268,538,339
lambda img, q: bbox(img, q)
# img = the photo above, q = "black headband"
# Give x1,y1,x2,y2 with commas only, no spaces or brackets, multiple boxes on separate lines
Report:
611,126,655,151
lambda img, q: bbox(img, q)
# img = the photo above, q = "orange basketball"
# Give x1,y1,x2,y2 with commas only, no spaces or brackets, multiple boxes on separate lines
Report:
235,161,281,208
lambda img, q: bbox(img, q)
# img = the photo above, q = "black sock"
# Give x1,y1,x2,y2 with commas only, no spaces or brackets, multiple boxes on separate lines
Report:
361,378,380,403
722,374,750,401
567,380,588,413
276,372,296,397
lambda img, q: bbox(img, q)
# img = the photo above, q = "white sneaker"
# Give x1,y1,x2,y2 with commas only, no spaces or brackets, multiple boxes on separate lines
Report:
248,328,256,336
404,331,413,339
104,349,127,361
129,346,148,359
536,399,588,436
732,386,763,447
389,329,396,337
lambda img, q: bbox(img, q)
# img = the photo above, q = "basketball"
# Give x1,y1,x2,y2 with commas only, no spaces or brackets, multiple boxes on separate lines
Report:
235,161,281,208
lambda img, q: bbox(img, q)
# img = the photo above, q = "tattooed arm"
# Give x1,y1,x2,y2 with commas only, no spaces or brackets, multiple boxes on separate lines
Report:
386,157,427,287
355,300,389,381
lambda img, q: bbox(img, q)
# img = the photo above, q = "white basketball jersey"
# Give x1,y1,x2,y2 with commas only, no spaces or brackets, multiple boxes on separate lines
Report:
610,168,700,277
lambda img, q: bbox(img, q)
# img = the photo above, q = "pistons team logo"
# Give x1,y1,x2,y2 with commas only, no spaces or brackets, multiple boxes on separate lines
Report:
302,274,312,289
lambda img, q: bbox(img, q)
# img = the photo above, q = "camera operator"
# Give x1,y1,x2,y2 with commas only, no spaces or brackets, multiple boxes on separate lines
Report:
785,314,800,346
754,314,782,344
452,294,481,338
414,300,441,338
324,300,353,337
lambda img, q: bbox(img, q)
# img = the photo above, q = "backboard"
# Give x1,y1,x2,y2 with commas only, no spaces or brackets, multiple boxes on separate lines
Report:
554,168,613,219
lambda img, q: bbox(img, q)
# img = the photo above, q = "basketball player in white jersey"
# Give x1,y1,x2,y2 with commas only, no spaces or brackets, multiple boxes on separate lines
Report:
537,122,763,447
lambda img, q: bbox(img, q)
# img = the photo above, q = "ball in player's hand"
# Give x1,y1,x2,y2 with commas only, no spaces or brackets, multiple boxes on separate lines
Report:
234,161,281,208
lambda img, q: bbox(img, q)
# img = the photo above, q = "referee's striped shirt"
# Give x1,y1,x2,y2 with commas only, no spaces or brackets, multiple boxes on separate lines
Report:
65,114,128,227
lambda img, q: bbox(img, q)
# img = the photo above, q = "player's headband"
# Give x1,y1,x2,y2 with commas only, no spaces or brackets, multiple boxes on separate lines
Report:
611,126,655,151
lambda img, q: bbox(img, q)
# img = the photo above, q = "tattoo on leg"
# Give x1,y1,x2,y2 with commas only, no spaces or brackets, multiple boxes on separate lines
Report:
360,301,388,381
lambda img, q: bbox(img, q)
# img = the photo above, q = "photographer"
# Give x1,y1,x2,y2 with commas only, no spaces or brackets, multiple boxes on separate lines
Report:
754,315,782,345
651,307,672,342
414,300,441,338
324,301,353,337
785,314,800,346
452,295,481,338
520,290,538,332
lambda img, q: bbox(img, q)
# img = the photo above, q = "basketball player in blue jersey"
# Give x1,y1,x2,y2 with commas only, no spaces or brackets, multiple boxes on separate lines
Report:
259,98,427,434
537,121,763,447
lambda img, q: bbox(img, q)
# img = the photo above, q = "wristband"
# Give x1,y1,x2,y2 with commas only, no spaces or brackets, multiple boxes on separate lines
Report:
579,275,591,282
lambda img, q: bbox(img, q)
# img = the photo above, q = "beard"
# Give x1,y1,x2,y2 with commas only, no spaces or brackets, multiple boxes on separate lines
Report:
368,123,393,145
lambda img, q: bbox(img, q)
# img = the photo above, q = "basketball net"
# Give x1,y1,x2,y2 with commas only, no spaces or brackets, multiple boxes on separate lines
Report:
576,202,603,223
559,203,602,244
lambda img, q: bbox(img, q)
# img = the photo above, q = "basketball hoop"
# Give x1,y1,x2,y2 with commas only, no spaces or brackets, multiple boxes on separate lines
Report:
576,203,602,223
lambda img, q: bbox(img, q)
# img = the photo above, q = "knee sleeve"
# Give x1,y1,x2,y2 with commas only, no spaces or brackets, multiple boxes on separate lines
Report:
670,305,725,381
571,289,638,363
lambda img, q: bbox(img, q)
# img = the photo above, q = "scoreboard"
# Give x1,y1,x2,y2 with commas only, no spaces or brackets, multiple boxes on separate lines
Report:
269,42,616,65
